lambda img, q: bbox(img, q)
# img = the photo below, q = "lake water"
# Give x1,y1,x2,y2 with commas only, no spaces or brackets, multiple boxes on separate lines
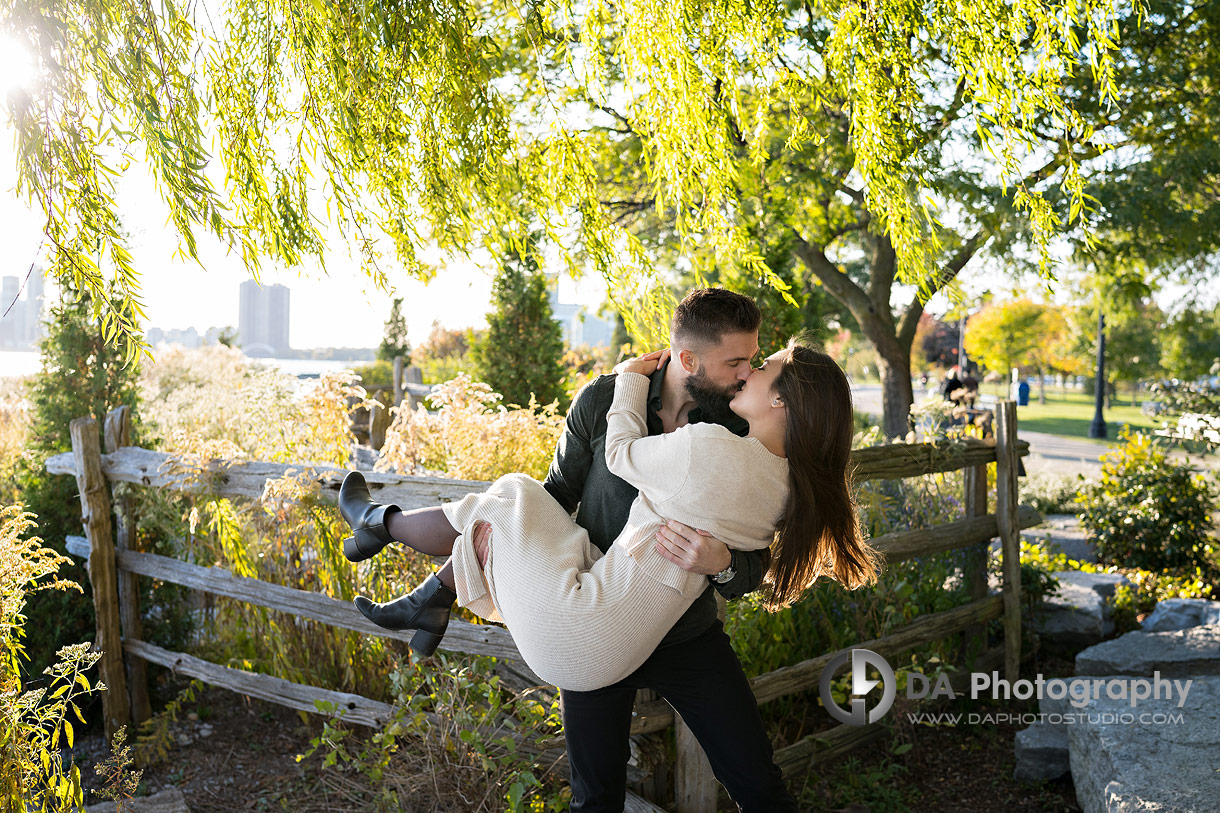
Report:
0,351,39,379
0,350,367,381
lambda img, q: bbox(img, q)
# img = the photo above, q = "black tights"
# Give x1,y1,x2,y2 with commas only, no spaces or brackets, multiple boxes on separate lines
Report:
383,506,460,590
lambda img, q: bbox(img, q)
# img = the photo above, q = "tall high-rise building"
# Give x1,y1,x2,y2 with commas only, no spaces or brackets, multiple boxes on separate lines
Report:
238,279,291,356
23,269,44,346
0,277,22,348
0,269,46,349
545,274,613,348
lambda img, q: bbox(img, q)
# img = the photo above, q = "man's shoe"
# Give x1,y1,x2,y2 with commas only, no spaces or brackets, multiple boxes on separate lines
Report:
339,471,400,562
353,574,457,655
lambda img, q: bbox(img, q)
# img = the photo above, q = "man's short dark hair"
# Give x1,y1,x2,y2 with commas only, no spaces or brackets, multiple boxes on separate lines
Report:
671,288,762,348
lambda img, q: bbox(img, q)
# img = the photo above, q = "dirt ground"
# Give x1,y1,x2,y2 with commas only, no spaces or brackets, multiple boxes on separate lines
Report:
69,652,1083,813
73,687,331,812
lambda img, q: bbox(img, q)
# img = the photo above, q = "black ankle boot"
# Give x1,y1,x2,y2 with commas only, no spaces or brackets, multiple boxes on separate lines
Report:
338,471,401,562
353,574,457,655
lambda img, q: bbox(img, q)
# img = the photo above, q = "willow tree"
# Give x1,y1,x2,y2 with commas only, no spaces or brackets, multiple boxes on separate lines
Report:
4,0,1125,435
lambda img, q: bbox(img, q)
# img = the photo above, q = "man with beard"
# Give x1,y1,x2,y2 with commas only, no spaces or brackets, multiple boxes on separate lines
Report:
543,288,797,811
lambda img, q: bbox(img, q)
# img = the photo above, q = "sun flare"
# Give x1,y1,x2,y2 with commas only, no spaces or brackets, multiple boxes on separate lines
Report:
0,34,38,98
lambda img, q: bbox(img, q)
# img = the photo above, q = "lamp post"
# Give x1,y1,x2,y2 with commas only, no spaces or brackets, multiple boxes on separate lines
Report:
958,314,965,370
1088,309,1107,439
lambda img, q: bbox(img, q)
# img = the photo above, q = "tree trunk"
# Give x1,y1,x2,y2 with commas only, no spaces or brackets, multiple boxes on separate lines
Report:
876,343,915,438
1038,368,1047,404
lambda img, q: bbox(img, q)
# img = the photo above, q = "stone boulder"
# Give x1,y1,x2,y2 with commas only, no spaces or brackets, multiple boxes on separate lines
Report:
1075,624,1220,678
87,788,189,813
1013,721,1070,782
1141,598,1220,633
1034,571,1131,646
1021,514,1097,563
1069,675,1220,813
1013,695,1075,783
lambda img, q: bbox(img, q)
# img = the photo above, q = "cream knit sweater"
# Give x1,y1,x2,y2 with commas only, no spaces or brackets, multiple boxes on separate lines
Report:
443,372,788,691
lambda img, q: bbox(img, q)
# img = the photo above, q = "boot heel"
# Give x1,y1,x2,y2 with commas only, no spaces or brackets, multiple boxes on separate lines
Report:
343,535,368,562
410,628,445,656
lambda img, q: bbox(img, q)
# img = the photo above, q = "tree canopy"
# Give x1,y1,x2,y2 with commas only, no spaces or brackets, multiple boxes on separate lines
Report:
2,0,1128,368
1080,0,1220,270
963,299,1047,381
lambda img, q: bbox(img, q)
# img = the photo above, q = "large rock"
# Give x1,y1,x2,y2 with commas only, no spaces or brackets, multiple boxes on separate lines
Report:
1069,675,1220,813
87,787,189,813
1022,514,1097,563
1014,721,1070,782
1075,624,1220,678
1034,571,1132,646
1141,598,1220,633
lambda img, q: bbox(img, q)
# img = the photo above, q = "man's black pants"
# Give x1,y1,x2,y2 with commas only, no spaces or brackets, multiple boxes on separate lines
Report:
560,620,798,812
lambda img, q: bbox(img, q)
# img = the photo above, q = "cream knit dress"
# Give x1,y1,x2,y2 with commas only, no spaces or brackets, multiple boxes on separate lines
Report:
442,372,789,691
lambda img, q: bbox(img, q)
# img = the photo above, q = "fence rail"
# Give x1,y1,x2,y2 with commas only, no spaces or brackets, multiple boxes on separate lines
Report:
54,402,1035,812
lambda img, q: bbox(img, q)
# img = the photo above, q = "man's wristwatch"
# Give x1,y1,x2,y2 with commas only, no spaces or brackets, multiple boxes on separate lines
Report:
710,552,737,584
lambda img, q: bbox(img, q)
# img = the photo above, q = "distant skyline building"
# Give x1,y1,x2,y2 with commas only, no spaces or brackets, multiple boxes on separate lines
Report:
547,275,613,348
146,325,214,349
0,268,46,349
238,279,291,356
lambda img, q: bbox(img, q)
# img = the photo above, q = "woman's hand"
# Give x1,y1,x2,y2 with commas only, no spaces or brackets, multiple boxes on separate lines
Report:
613,348,671,377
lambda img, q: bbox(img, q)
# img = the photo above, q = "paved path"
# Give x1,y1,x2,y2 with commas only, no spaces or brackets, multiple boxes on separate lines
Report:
850,384,1216,478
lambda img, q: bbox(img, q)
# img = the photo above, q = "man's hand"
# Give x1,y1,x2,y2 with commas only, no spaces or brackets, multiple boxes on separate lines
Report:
613,348,671,377
654,520,732,575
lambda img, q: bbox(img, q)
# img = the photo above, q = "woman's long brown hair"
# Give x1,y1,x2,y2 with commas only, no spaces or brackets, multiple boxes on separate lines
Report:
764,340,882,609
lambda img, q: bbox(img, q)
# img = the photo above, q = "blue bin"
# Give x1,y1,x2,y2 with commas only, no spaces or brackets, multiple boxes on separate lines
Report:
1017,380,1030,406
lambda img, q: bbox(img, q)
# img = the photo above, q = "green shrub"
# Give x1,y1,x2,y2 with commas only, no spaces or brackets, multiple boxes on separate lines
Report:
1020,536,1215,635
300,656,568,811
1111,570,1215,634
410,322,480,386
1021,472,1083,516
17,286,145,674
1076,429,1220,576
351,358,394,390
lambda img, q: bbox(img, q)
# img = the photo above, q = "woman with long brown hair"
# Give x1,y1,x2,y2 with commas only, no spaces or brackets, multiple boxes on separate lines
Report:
339,337,882,690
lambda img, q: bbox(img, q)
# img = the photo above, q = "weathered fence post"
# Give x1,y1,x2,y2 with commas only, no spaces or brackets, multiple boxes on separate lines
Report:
994,401,1022,682
405,364,425,411
71,417,130,739
392,356,405,407
962,462,989,664
630,689,669,805
675,714,717,812
369,399,391,450
104,406,152,725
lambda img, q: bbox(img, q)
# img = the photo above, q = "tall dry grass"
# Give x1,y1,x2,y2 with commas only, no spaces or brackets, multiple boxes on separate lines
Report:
376,374,563,481
1,505,103,809
0,380,31,503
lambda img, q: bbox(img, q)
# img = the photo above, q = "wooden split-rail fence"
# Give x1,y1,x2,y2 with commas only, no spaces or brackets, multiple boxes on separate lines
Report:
50,401,1038,812
351,358,432,451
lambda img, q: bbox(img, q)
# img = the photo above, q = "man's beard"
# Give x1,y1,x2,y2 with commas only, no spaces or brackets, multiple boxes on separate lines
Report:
685,370,741,423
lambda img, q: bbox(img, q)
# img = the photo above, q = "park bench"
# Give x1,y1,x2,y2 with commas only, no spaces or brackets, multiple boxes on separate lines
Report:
1140,400,1165,417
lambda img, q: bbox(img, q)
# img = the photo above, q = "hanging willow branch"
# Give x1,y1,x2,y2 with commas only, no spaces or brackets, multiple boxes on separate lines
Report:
1,0,1130,356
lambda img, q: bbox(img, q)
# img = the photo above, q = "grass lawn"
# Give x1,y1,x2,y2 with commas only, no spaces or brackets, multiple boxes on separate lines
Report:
978,385,1160,441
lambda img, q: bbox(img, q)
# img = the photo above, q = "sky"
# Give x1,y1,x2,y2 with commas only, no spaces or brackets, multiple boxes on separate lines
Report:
0,126,610,350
